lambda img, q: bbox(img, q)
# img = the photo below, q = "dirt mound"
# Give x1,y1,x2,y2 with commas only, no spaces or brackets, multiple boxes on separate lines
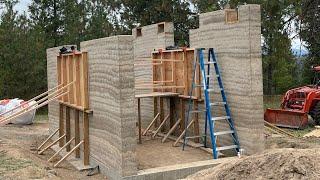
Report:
186,148,320,180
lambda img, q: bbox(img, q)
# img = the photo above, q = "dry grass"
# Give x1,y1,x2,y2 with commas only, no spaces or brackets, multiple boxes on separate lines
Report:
0,151,32,175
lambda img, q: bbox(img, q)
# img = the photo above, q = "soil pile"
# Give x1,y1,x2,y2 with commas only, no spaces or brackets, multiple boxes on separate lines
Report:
186,148,320,180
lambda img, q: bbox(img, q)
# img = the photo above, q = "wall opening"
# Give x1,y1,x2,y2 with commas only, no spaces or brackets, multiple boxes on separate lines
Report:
158,23,165,33
137,28,142,37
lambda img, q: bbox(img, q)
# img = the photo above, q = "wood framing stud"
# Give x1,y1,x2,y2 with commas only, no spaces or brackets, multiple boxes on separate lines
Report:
138,98,142,144
59,105,64,147
65,106,71,152
159,97,164,131
83,112,89,165
194,101,200,143
74,109,80,158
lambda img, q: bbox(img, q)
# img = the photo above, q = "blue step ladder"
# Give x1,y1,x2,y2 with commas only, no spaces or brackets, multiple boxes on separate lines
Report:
182,48,240,159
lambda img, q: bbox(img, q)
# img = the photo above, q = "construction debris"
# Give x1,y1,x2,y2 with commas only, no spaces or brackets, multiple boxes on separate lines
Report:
264,121,296,138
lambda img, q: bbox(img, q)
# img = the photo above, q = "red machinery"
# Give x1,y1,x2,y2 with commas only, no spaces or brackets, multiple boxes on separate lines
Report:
265,66,320,128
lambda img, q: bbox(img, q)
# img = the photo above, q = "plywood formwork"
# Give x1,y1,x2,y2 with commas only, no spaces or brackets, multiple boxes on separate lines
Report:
47,45,76,138
149,49,201,99
133,22,175,128
57,52,89,110
189,4,264,154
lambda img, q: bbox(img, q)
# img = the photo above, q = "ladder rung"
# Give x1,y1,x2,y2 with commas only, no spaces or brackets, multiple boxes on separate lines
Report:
204,62,216,65
214,130,234,136
210,102,226,106
216,145,238,151
190,110,206,113
207,88,223,92
186,135,205,139
206,75,219,78
194,84,203,87
211,116,230,121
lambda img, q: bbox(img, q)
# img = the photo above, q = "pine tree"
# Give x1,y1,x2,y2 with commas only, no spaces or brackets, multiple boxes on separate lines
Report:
300,0,320,84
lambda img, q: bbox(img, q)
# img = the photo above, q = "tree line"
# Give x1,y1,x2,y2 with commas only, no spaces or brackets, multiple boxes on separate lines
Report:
0,0,319,99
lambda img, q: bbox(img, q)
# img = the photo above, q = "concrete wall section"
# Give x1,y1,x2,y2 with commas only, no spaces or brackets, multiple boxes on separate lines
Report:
80,35,137,179
189,5,264,155
133,22,175,128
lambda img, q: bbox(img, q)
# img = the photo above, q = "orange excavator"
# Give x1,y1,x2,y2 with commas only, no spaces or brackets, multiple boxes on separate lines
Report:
265,66,320,128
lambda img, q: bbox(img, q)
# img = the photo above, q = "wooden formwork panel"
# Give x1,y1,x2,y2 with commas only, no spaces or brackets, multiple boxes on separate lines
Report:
151,48,201,99
57,52,89,110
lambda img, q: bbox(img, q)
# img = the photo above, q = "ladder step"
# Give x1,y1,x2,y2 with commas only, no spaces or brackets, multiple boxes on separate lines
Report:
210,102,226,106
207,88,223,92
211,116,230,121
204,62,216,65
206,75,220,78
194,84,203,87
214,130,234,136
190,110,206,113
216,145,238,151
186,135,205,139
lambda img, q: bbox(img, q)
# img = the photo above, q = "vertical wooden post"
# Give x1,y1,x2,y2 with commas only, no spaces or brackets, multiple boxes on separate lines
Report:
65,106,71,152
138,98,142,144
169,97,175,129
74,109,80,158
183,51,188,96
154,97,158,127
171,52,176,93
75,56,81,106
62,56,68,101
195,55,201,99
194,101,200,143
159,97,164,131
80,52,89,109
180,99,185,134
59,104,64,147
83,112,89,165
161,52,165,93
67,56,74,104
57,56,62,101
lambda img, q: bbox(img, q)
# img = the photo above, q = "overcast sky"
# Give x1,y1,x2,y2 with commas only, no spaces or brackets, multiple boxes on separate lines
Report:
15,0,30,13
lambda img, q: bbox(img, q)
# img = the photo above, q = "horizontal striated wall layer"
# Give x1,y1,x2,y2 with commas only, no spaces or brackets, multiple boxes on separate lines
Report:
189,4,264,154
80,35,137,179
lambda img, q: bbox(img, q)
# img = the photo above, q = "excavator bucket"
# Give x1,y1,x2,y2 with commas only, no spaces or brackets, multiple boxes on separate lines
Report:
264,109,308,129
